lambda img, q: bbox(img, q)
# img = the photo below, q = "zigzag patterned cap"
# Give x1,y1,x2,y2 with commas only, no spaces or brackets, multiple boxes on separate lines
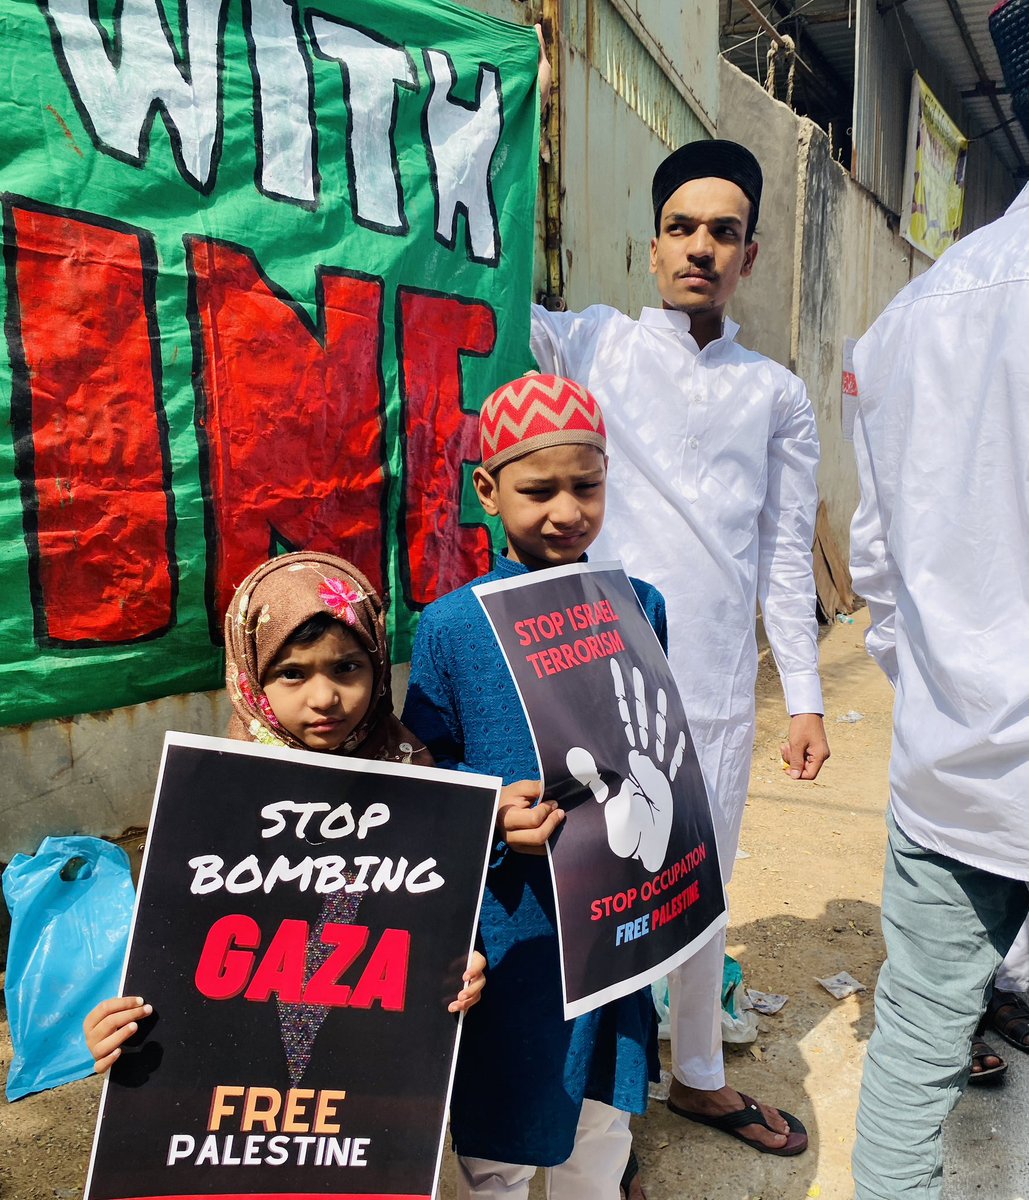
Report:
479,373,607,473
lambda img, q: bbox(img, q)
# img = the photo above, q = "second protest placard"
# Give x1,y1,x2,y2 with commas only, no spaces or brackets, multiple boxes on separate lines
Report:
83,732,499,1200
475,562,725,1019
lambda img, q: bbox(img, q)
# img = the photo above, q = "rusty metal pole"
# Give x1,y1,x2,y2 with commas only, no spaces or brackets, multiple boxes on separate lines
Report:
540,0,566,310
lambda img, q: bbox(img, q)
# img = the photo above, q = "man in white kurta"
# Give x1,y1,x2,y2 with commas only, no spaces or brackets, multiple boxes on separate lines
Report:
531,140,828,1153
849,183,1029,1197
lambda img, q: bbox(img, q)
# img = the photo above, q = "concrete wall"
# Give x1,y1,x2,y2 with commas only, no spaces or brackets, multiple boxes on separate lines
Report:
559,0,714,314
807,135,929,554
708,60,801,374
717,61,934,553
0,692,229,861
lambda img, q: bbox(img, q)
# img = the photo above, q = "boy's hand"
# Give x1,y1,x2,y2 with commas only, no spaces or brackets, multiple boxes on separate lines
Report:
780,713,831,780
498,780,564,854
84,995,152,1074
448,951,488,1014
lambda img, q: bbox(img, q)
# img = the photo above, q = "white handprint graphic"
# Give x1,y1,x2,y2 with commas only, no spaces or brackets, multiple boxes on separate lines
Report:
566,659,686,872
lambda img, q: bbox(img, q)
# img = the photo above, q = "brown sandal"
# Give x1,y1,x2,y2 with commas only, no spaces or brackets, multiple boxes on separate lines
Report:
968,1035,1007,1084
986,988,1029,1052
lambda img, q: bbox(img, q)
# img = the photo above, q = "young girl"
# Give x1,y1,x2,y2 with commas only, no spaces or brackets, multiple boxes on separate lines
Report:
85,551,486,1071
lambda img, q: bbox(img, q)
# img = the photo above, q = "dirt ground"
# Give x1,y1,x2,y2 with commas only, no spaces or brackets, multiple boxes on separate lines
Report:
0,609,896,1200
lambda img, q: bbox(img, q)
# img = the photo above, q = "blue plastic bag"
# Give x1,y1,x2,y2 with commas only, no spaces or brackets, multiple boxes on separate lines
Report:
3,835,134,1100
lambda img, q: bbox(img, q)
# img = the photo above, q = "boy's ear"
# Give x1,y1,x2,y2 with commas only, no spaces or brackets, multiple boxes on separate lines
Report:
472,465,501,516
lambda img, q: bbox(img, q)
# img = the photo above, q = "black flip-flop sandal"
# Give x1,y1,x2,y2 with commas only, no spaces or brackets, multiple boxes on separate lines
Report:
986,989,1029,1052
968,1035,1008,1084
619,1149,646,1200
666,1091,808,1156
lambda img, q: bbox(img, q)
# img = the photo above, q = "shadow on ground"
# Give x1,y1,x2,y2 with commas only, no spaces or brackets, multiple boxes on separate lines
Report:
613,898,883,1200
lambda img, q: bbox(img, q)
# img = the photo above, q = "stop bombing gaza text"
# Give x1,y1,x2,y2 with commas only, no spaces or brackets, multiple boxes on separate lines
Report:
187,798,445,896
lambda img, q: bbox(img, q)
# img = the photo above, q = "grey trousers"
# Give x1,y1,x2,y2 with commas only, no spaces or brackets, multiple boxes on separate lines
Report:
852,809,1029,1198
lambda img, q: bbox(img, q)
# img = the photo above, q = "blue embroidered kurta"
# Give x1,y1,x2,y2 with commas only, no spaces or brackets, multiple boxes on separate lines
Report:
402,554,666,1166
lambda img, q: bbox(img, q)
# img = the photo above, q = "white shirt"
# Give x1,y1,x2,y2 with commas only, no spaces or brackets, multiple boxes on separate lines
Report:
531,304,822,853
850,183,1029,881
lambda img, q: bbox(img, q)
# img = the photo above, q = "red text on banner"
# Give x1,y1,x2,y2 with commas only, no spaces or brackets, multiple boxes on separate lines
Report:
5,199,176,644
189,238,387,620
398,289,495,608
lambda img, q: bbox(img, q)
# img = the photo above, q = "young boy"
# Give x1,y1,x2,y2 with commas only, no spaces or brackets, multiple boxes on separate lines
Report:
402,374,666,1199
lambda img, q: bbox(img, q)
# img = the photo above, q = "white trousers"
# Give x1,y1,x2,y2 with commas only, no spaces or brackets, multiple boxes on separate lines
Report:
667,710,755,1094
455,1100,632,1200
669,923,727,1090
996,915,1029,992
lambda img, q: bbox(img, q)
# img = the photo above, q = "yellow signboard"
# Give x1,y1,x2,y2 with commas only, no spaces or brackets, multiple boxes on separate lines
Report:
901,73,969,259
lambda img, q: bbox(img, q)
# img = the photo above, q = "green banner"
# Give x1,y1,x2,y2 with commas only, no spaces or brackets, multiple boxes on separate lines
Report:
0,0,538,725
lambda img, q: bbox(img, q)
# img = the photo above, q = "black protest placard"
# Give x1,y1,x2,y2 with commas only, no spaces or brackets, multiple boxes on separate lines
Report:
475,563,725,1019
83,732,499,1200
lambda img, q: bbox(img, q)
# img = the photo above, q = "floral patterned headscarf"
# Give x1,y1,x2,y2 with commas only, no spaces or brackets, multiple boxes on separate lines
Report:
223,551,429,765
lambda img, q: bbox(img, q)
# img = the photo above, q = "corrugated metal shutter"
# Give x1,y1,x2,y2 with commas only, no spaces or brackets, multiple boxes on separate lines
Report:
854,0,975,219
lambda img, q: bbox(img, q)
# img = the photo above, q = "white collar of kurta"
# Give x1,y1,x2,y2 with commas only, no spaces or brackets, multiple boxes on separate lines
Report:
638,306,741,351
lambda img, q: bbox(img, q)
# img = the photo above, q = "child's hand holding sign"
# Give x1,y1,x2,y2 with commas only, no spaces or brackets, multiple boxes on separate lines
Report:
497,780,565,855
84,995,152,1074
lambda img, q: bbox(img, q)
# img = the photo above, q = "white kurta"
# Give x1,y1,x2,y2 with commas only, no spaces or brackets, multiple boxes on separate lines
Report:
850,183,1029,883
531,304,823,870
